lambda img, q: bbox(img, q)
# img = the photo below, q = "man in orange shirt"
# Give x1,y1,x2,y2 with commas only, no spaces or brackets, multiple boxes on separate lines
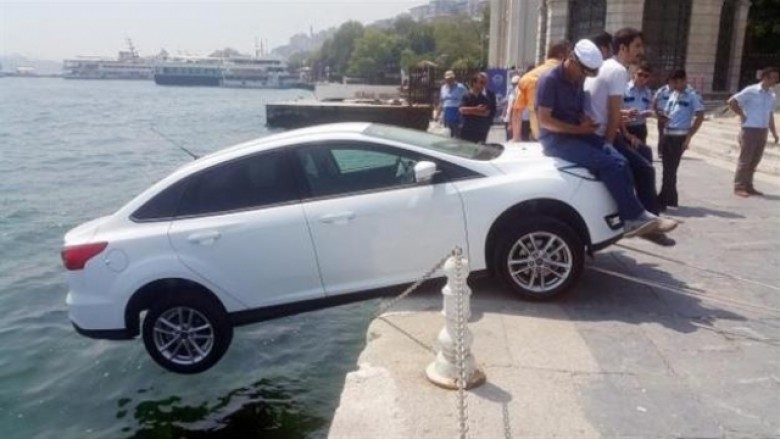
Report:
511,40,570,141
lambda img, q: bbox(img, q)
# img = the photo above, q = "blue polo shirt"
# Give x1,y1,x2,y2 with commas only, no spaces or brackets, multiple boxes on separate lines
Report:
440,82,467,124
731,83,777,129
623,80,653,126
440,83,467,108
664,87,705,131
653,85,671,114
536,63,586,140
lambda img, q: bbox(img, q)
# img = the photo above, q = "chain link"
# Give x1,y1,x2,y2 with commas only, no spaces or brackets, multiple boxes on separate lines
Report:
454,247,469,439
373,252,452,319
502,402,513,439
370,247,473,439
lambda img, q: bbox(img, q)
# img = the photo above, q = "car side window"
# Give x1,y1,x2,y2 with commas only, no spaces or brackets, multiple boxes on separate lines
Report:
176,150,298,217
131,179,190,222
295,143,419,198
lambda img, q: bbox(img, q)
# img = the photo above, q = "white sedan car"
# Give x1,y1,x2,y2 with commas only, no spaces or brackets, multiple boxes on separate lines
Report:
62,123,623,373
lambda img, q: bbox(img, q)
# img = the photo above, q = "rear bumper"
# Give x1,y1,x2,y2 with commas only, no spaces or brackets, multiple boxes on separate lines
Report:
66,290,128,337
590,233,623,253
72,322,134,340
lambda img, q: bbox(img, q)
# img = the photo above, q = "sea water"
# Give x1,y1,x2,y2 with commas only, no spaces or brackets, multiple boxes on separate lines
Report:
0,78,374,439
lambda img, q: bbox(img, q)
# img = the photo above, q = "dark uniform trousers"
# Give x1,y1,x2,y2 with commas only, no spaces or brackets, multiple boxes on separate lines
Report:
658,134,687,210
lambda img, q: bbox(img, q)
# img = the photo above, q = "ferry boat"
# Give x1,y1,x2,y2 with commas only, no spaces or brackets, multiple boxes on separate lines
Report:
63,40,153,80
152,56,223,86
154,51,312,90
221,56,298,89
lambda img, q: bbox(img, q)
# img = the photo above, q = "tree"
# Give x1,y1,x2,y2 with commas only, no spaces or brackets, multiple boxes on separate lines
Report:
432,16,484,69
745,0,780,52
287,51,311,70
347,29,401,81
311,21,365,79
393,16,436,56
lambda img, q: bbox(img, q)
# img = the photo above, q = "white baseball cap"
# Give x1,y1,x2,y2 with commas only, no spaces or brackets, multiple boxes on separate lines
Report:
573,39,603,71
511,75,521,84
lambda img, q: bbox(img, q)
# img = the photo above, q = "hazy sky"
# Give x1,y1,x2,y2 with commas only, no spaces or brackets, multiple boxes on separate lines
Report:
1,0,424,60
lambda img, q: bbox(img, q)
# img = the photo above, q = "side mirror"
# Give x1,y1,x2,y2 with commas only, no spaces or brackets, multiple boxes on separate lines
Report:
414,161,437,184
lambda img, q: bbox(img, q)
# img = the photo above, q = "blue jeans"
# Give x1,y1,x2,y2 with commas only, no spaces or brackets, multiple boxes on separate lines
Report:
443,107,461,138
614,137,660,215
540,133,645,221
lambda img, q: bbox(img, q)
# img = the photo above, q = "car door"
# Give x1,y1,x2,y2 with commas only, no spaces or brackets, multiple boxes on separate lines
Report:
168,149,324,308
293,140,468,295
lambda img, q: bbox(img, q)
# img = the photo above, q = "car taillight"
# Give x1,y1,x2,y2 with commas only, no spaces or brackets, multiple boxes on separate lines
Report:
61,242,108,270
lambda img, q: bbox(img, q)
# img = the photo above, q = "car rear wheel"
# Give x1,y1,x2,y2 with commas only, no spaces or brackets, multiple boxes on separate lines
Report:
496,216,584,300
142,294,233,374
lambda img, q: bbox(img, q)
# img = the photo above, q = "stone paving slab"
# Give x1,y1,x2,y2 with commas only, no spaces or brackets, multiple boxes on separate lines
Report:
328,125,780,439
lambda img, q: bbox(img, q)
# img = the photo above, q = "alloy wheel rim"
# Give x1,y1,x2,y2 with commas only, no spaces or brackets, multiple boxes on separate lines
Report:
153,306,214,366
506,232,573,293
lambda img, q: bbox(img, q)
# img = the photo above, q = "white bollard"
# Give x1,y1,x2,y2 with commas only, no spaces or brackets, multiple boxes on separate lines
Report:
426,250,486,390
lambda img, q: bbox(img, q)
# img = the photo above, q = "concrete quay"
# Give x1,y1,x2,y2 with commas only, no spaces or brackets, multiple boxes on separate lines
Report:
327,126,780,438
648,114,780,176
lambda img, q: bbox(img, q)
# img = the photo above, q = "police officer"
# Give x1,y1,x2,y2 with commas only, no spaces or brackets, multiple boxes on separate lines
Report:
623,61,654,147
657,69,705,211
652,75,673,158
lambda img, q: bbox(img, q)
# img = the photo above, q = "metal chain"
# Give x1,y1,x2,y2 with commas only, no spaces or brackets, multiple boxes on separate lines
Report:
502,402,513,439
373,251,453,319
454,247,469,439
370,247,472,438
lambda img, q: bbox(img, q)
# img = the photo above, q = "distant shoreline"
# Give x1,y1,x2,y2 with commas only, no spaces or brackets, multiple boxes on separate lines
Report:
1,73,62,78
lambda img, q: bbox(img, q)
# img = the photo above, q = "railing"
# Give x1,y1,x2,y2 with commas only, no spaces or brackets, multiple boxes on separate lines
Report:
375,246,485,439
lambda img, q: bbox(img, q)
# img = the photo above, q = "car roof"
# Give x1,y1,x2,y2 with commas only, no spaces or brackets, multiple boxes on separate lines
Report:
203,122,373,160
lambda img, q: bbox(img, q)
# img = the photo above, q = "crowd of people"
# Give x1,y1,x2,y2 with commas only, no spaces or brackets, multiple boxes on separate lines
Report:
434,28,778,247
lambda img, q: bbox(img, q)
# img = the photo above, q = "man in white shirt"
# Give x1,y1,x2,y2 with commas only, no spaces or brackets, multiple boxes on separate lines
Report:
584,28,677,245
437,70,467,138
729,66,779,197
503,74,521,140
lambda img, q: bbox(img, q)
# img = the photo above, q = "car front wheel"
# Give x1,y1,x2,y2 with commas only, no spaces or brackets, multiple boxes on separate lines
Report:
496,216,584,300
142,294,233,374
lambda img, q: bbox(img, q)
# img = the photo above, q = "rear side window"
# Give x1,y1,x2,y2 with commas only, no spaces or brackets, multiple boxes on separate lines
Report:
176,150,299,217
131,179,189,222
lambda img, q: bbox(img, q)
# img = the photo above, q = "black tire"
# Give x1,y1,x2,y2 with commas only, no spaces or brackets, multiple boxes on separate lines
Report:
495,216,584,301
142,293,233,374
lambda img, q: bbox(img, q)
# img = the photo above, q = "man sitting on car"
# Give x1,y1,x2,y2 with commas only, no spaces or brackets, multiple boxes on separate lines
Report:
535,39,664,238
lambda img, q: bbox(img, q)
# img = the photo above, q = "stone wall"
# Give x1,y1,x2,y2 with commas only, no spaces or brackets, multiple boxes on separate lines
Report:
684,0,723,94
604,0,644,32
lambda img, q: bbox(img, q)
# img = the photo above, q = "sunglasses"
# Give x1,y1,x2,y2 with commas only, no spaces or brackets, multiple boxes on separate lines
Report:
637,72,650,78
580,63,599,77
573,55,598,77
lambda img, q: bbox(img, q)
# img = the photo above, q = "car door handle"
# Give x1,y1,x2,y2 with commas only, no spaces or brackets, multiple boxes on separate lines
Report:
186,231,221,245
318,212,356,224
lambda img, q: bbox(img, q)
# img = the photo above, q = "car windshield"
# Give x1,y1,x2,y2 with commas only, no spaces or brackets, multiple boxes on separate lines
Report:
363,124,504,161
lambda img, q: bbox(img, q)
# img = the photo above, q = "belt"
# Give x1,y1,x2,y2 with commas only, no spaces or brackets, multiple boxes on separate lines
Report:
664,128,689,136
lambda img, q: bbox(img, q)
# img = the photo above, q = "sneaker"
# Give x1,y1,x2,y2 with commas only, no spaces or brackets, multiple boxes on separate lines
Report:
747,187,764,196
734,189,751,198
640,232,676,247
623,212,661,238
655,216,678,233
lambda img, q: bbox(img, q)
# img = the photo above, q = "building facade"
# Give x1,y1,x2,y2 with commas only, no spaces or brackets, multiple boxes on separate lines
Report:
410,0,490,22
488,0,540,70
490,0,753,95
